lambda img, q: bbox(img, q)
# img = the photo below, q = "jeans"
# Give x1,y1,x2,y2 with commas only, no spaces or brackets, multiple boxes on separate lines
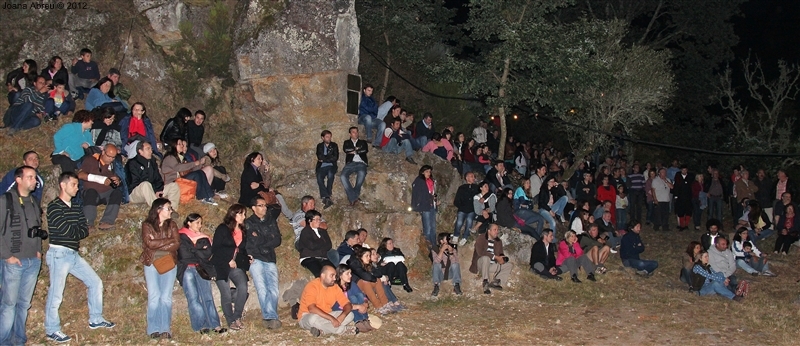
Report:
629,189,645,223
699,280,735,299
708,196,723,222
0,257,41,345
622,258,659,274
185,171,213,199
616,208,627,231
432,262,462,284
538,196,568,229
358,114,379,142
250,260,279,320
420,209,437,246
44,98,72,118
748,228,774,243
383,283,398,303
515,209,545,239
345,284,368,322
215,268,249,326
372,121,387,147
413,136,429,150
181,266,221,331
646,201,654,223
454,211,475,239
144,264,176,335
113,156,130,204
340,162,367,204
45,246,106,334
5,103,41,130
384,138,413,158
736,257,769,274
315,166,336,199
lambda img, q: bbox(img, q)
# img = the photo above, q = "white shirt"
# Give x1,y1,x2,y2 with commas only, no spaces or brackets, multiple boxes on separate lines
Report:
350,139,364,163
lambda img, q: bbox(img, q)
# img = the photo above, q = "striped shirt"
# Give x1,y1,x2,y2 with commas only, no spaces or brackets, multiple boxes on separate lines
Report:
46,198,89,251
628,173,645,190
487,238,496,263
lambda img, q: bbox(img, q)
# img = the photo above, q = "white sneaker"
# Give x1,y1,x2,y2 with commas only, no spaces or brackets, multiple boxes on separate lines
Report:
215,191,229,199
201,198,218,206
458,238,467,246
610,248,618,254
450,236,459,244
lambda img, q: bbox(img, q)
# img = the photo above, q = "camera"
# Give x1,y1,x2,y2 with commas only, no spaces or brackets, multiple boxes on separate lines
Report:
109,179,119,188
28,226,48,240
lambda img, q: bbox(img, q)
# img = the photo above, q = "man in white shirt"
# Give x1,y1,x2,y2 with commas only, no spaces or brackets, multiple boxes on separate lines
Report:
651,168,673,232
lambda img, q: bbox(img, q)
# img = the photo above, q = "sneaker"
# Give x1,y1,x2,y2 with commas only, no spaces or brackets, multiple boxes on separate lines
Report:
571,274,582,283
488,279,503,290
610,248,618,254
751,272,759,276
450,236,459,244
215,191,229,199
89,320,116,329
587,273,596,282
453,283,462,295
482,280,491,294
403,284,413,293
636,270,649,276
355,320,374,333
405,157,417,165
47,331,71,343
262,319,281,329
431,284,439,297
762,270,777,277
201,198,219,206
309,327,321,337
458,238,467,246
160,332,172,339
342,326,358,336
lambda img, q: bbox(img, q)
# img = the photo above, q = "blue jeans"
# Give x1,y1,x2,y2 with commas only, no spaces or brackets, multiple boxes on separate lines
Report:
616,208,627,230
346,284,368,322
144,264,176,335
383,283,398,303
708,196,723,221
372,121,387,147
181,266,221,331
185,171,213,199
622,258,659,274
6,103,41,130
315,166,336,199
749,228,774,243
44,98,72,118
384,138,413,158
454,211,475,239
0,257,41,345
340,162,367,204
515,209,545,239
538,196,568,229
736,257,769,274
358,114,379,142
250,260,279,320
699,280,735,299
45,246,106,334
432,262,462,284
420,210,437,246
413,136,429,150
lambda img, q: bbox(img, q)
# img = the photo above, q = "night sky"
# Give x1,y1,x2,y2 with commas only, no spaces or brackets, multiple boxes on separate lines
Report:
734,0,800,65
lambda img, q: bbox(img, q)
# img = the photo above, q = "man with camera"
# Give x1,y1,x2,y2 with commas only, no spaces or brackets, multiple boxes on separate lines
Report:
431,233,462,296
45,172,115,343
469,223,514,294
0,166,44,345
77,143,123,231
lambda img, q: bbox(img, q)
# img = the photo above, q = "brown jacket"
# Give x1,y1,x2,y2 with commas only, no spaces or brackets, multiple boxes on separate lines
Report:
734,178,758,203
469,232,504,274
140,219,181,266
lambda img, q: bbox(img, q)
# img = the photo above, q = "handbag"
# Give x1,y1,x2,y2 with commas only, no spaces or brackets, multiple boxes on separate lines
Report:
176,177,197,204
152,251,175,274
195,265,213,280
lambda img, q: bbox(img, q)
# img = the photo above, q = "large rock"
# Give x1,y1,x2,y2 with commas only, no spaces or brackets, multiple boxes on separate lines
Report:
134,0,186,45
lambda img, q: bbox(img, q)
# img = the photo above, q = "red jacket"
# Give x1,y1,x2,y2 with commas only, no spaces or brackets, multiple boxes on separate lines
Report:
556,240,584,266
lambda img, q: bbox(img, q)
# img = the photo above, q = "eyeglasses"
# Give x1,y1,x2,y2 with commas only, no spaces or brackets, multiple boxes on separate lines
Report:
159,206,174,212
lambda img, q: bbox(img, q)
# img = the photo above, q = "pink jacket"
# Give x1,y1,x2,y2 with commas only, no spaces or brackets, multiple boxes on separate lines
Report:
556,240,584,266
421,140,454,161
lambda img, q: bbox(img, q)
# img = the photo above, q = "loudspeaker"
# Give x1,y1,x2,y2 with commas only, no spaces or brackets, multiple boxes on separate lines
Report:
346,74,361,115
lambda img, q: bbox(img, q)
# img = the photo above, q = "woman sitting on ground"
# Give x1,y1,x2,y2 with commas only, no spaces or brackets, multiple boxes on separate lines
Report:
738,200,773,242
680,241,702,288
119,101,163,159
369,248,405,310
335,264,376,333
557,230,597,283
732,227,775,276
84,77,126,116
200,143,231,199
346,246,395,315
691,251,742,301
421,132,453,161
377,238,412,293
578,224,610,274
160,138,217,205
774,204,800,255
40,55,69,88
177,213,227,334
210,204,250,331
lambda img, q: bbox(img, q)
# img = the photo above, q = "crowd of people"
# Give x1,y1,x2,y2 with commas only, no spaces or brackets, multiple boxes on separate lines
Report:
1,56,799,344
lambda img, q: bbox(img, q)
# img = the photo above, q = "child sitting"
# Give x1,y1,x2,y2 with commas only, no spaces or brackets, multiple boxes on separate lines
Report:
44,79,74,120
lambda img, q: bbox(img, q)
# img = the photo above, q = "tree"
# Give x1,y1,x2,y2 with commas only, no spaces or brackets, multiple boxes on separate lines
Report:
717,56,800,167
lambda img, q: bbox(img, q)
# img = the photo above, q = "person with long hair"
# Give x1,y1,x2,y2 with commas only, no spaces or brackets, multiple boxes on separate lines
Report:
201,143,230,198
774,204,800,254
84,77,126,116
177,213,226,334
411,165,437,247
557,230,596,283
6,59,38,104
119,101,163,159
431,233,463,295
473,181,497,234
160,107,191,147
211,204,250,330
739,200,774,242
239,152,270,207
377,238,412,292
345,246,394,315
40,56,69,88
140,198,180,339
732,227,775,276
334,264,375,333
160,138,217,205
680,241,702,287
691,251,742,301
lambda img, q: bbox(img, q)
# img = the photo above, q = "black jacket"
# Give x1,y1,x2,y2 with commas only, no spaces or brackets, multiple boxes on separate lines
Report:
6,67,32,91
538,184,566,212
485,167,507,192
297,226,332,259
244,206,283,263
411,176,435,212
177,233,216,286
315,141,339,170
495,198,516,228
160,117,187,143
346,254,379,284
40,67,70,89
700,232,718,251
415,120,435,140
453,183,480,214
125,153,164,193
239,163,267,206
186,121,204,147
342,138,369,165
530,241,557,269
211,224,250,281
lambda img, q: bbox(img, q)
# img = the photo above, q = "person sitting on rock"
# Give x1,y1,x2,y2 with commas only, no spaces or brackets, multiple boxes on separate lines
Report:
84,77,126,118
187,110,206,155
40,56,69,89
0,150,44,202
485,160,512,193
357,84,379,146
77,144,123,232
297,210,336,277
431,233,463,296
346,246,394,315
161,138,217,206
3,75,48,131
69,48,100,99
379,118,416,165
297,265,356,337
372,98,399,148
238,151,271,207
119,102,163,159
340,126,369,206
377,238,412,292
413,112,436,150
198,143,230,198
292,196,328,245
50,110,95,173
90,106,129,202
530,228,563,280
337,230,359,264
126,141,179,210
357,228,371,248
160,108,191,152
469,223,513,294
107,68,131,105
43,79,74,120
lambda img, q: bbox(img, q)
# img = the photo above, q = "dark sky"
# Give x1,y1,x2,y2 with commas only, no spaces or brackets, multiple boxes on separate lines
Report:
734,0,800,65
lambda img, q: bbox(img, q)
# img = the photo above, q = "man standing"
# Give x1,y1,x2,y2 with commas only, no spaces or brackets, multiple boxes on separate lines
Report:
245,196,283,330
673,165,693,231
0,166,43,345
340,127,369,206
469,223,514,294
651,168,673,232
297,265,356,336
705,169,726,222
78,144,123,231
734,170,758,206
45,172,115,343
628,164,646,224
0,151,44,202
315,130,338,209
452,172,480,246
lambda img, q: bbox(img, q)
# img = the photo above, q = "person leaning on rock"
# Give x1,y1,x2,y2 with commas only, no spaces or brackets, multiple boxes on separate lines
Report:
469,223,513,294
